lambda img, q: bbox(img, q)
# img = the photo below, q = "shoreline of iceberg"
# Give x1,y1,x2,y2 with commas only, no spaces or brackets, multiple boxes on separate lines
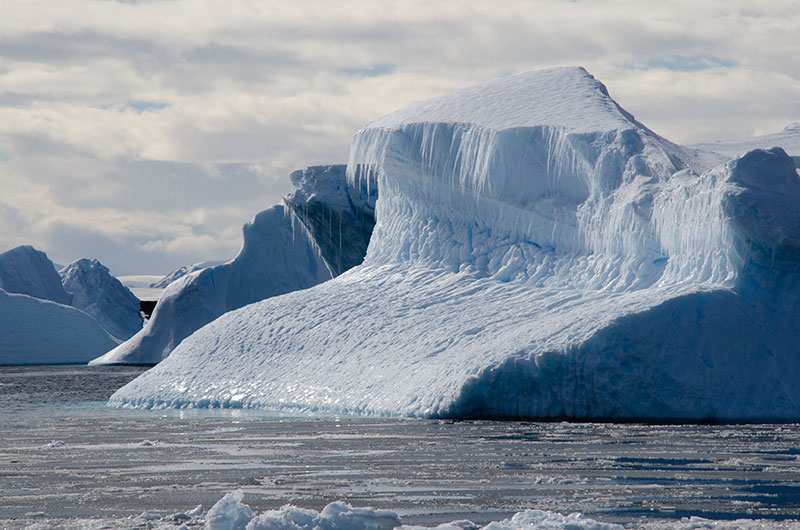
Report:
109,67,800,421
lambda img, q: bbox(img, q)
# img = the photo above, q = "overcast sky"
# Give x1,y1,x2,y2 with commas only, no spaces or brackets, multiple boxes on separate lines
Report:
1,0,799,275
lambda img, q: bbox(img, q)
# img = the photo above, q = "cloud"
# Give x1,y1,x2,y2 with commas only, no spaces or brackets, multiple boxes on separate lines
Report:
620,55,737,72
339,64,396,78
0,0,798,274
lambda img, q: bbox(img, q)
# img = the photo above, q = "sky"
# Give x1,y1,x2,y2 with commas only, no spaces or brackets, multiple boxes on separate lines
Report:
1,0,799,275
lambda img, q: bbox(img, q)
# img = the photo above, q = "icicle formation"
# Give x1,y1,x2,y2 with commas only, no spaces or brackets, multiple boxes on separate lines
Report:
348,67,741,292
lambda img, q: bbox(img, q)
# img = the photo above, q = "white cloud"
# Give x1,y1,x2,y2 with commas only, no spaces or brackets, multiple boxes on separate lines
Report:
0,0,798,274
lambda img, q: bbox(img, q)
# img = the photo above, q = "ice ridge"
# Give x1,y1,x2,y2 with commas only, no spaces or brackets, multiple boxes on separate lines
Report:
110,67,800,420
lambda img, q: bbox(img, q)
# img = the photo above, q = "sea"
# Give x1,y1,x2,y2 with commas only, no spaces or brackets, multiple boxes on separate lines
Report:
2,365,800,529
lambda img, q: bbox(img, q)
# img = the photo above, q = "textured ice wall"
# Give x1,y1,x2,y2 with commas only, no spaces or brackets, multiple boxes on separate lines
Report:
110,67,800,420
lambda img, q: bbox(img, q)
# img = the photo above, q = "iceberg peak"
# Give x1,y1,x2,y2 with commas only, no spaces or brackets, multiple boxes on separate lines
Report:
365,67,639,133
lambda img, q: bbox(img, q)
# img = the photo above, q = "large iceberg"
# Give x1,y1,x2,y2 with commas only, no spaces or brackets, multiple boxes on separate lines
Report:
93,165,376,365
111,67,800,421
60,258,143,341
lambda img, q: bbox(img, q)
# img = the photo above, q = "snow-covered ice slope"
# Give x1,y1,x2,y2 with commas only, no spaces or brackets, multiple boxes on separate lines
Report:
60,258,143,341
0,245,72,305
92,204,332,365
111,67,800,420
0,288,119,365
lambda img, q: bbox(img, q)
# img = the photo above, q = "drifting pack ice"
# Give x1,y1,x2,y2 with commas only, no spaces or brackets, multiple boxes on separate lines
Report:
93,165,376,365
112,67,800,421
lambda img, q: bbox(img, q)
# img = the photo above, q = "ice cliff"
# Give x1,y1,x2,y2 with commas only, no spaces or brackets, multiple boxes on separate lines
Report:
285,165,377,276
60,258,143,341
92,165,376,365
111,67,800,421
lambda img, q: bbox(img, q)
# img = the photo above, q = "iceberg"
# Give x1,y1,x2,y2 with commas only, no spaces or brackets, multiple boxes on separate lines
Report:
92,165,375,365
0,246,125,364
110,67,800,421
60,258,143,341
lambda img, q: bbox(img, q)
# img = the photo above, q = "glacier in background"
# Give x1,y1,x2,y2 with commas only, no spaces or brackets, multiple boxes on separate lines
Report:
111,67,800,421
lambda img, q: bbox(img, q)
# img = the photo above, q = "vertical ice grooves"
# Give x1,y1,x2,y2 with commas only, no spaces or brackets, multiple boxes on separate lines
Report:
348,120,730,291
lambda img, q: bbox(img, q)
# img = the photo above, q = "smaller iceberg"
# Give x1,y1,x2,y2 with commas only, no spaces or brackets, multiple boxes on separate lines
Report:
92,165,376,365
691,122,800,167
60,258,143,341
149,260,226,290
0,246,121,365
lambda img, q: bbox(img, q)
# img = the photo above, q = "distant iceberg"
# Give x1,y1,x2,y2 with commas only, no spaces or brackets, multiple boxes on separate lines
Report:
92,165,376,365
0,247,122,364
111,67,800,421
60,258,143,341
149,260,226,290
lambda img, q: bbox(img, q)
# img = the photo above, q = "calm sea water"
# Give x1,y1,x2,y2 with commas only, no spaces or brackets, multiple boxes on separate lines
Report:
2,365,800,528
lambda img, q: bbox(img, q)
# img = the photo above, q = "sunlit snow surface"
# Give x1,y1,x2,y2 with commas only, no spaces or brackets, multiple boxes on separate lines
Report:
111,67,800,420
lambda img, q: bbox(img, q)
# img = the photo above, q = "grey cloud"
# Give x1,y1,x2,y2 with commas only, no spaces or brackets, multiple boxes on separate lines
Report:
620,55,738,72
0,0,798,275
37,220,235,276
0,31,162,65
47,160,285,211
